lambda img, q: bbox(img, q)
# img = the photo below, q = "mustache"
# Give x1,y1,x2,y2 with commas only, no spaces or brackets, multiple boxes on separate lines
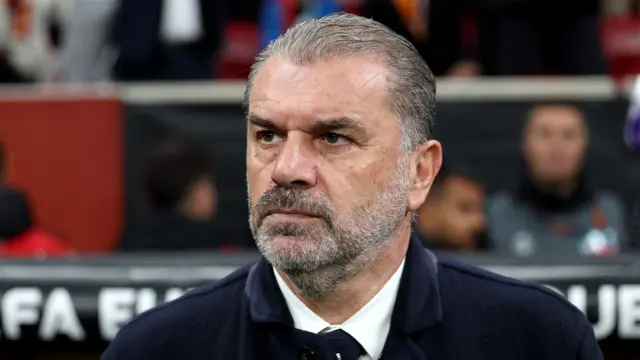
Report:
254,187,334,225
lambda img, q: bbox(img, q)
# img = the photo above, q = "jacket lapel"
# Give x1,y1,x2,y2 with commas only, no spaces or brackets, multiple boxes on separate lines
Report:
241,258,301,360
383,234,444,359
382,331,429,360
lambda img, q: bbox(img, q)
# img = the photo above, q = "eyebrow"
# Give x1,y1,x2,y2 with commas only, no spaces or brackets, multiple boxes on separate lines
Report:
247,113,366,135
247,113,276,129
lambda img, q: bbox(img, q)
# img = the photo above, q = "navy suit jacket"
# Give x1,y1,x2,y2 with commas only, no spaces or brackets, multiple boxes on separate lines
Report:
112,0,225,80
102,236,603,360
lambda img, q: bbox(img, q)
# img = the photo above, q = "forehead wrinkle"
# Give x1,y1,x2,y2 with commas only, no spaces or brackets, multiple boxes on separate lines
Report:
250,58,396,137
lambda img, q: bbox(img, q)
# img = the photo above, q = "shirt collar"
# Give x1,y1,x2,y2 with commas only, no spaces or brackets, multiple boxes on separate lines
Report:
245,234,443,335
274,260,405,360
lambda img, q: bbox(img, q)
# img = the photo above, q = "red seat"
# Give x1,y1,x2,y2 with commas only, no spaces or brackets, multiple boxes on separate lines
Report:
602,15,640,82
215,21,260,79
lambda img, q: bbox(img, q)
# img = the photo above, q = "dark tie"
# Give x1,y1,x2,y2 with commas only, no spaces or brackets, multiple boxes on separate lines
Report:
319,329,363,360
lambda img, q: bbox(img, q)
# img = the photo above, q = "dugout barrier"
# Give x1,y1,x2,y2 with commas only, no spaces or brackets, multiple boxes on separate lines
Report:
0,253,638,353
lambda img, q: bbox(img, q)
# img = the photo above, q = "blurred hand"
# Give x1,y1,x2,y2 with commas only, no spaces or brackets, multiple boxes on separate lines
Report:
447,59,480,78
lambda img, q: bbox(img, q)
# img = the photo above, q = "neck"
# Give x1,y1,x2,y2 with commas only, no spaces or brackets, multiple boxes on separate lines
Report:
278,223,411,325
532,177,576,198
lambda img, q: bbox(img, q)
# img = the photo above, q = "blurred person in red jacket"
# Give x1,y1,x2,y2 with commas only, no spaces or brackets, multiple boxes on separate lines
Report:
0,141,71,257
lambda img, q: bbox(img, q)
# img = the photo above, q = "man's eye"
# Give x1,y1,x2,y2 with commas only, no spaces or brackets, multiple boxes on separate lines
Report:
257,131,282,144
324,133,349,145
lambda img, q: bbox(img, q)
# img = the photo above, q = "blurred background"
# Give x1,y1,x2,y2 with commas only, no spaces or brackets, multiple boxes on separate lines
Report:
0,0,640,359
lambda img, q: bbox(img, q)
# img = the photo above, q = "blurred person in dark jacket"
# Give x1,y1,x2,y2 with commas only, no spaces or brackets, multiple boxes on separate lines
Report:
0,141,71,257
362,0,479,77
120,138,222,252
476,0,606,75
57,0,120,82
487,104,626,257
415,162,487,250
111,0,226,81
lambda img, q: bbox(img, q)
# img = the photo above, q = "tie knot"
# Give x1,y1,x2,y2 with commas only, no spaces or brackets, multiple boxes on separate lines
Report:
319,329,363,360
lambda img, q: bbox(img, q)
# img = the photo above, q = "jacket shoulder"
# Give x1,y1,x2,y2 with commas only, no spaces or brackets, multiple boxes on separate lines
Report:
594,191,625,217
439,256,577,312
101,262,254,359
486,191,517,212
437,257,594,356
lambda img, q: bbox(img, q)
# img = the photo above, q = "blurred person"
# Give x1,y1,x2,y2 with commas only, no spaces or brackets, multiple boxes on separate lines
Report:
0,7,26,83
362,0,479,77
104,14,601,360
487,104,627,257
119,137,222,251
0,0,73,82
0,141,71,257
110,0,226,81
416,162,487,250
56,0,119,82
476,0,606,75
260,0,360,50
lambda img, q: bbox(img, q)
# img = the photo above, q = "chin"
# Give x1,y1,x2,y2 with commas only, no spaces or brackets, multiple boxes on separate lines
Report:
267,234,317,254
259,231,334,267
266,240,326,272
541,170,573,182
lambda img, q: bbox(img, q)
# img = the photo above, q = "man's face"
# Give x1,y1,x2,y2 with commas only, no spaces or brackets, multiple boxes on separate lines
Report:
180,178,217,222
246,57,412,273
523,106,587,183
439,176,485,249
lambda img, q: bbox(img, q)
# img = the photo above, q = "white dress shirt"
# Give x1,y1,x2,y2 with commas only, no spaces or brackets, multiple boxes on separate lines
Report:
160,0,203,45
274,260,406,360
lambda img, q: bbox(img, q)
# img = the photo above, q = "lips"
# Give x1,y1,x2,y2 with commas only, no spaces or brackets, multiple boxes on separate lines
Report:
265,209,320,218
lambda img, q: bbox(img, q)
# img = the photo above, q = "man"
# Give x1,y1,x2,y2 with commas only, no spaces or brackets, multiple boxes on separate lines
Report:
56,0,119,82
0,140,30,239
102,14,601,360
415,162,487,251
487,104,627,257
110,0,226,81
0,0,72,82
476,0,606,75
260,0,342,50
0,140,71,257
119,138,221,251
362,0,479,77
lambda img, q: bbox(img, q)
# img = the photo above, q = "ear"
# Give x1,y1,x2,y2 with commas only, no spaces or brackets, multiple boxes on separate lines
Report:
407,140,442,212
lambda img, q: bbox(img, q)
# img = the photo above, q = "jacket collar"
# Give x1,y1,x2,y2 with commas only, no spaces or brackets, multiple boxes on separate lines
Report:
245,233,443,334
391,234,442,333
517,171,593,213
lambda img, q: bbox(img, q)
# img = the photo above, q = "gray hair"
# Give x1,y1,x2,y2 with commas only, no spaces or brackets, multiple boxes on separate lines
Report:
244,12,436,152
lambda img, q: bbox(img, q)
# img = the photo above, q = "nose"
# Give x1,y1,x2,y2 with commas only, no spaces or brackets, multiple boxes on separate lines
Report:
271,136,317,189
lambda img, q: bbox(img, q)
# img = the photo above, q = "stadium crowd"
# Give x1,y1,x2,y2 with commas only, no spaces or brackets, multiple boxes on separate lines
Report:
0,0,622,83
0,0,638,257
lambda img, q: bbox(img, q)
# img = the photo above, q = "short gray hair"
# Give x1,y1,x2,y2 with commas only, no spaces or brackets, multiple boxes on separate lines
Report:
244,13,436,152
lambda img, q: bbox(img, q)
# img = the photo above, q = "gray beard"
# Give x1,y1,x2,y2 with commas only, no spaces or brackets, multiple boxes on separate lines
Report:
248,156,410,300
281,258,369,301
